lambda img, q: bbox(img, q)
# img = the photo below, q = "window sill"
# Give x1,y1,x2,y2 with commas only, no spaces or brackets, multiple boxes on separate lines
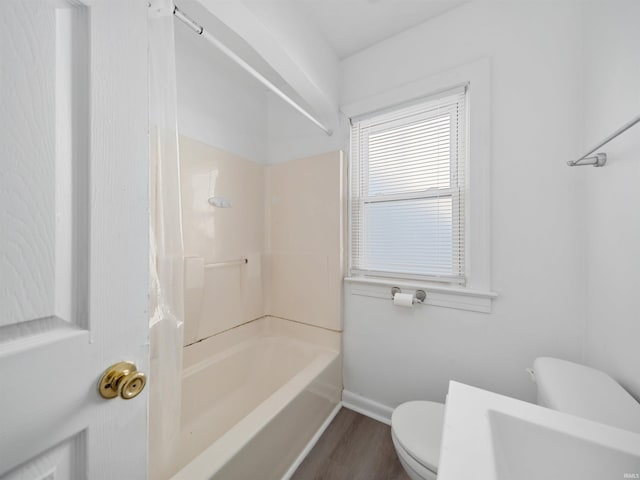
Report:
344,276,498,313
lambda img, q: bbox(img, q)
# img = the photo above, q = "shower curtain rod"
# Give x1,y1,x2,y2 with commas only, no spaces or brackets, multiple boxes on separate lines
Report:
173,5,333,136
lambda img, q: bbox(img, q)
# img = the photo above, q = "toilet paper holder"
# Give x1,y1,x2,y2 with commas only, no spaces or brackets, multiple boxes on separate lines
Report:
391,287,426,304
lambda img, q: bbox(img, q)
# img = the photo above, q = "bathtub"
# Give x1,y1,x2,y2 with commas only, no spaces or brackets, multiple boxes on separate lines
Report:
166,316,341,480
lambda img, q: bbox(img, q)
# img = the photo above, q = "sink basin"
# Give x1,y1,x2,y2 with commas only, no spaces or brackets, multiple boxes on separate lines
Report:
438,382,640,480
489,410,640,480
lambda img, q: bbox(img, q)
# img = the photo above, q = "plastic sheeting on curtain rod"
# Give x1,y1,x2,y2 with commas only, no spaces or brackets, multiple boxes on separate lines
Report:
148,0,184,476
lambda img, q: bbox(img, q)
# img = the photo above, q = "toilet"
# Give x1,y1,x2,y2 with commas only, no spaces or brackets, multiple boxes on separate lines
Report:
391,357,640,480
391,401,444,480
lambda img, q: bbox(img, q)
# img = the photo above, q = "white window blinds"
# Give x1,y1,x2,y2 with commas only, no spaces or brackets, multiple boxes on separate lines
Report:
350,87,467,284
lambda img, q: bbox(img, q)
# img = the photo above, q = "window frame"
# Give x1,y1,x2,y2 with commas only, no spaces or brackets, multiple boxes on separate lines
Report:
350,92,466,284
342,58,495,311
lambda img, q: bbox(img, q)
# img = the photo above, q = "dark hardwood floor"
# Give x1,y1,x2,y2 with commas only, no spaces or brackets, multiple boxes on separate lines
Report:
291,407,410,480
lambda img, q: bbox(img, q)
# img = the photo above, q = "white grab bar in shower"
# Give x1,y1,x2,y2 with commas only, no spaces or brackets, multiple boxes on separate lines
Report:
204,258,248,269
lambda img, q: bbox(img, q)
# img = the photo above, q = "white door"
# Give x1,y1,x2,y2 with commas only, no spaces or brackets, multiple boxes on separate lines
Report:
0,1,150,478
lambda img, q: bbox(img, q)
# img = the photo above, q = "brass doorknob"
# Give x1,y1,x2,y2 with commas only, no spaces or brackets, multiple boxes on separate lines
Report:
98,361,146,400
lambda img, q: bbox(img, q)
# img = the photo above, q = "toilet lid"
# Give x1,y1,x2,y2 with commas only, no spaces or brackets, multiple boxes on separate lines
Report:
391,401,445,472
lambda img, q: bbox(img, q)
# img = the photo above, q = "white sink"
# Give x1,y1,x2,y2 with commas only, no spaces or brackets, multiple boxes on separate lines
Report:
489,410,640,479
438,382,640,480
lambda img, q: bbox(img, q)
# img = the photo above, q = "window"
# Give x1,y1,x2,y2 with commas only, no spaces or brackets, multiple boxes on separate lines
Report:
350,87,467,284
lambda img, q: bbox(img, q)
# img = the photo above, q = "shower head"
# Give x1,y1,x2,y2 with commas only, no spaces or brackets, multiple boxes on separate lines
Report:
208,196,232,208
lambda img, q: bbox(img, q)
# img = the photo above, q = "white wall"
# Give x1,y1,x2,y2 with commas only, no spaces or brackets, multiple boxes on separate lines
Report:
174,1,339,165
241,0,340,116
197,0,340,131
341,1,588,408
582,1,640,399
266,93,345,165
175,18,269,163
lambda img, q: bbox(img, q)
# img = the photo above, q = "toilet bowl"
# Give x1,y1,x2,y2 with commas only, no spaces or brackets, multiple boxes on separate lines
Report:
390,401,444,480
391,357,640,480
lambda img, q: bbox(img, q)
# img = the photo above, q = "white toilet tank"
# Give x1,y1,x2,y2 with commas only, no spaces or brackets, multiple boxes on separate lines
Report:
533,357,640,433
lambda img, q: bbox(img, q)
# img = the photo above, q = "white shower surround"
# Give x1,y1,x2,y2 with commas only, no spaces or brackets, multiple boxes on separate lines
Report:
158,135,345,479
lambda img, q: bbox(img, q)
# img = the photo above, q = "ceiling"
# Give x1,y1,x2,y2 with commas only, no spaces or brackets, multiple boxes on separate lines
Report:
294,0,470,59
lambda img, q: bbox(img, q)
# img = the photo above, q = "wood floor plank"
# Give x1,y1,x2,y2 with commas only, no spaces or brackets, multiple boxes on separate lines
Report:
291,408,410,480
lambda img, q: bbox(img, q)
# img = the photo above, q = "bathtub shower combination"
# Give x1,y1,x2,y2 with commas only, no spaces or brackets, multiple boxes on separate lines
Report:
148,130,345,480
147,1,346,476
171,317,341,479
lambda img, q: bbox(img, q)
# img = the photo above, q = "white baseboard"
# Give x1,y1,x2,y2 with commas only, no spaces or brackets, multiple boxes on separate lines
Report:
341,390,394,425
281,402,343,480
